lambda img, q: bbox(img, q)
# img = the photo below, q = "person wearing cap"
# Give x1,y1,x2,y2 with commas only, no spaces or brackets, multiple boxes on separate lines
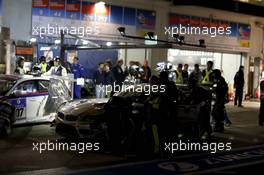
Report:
44,57,67,76
71,57,85,99
234,65,245,107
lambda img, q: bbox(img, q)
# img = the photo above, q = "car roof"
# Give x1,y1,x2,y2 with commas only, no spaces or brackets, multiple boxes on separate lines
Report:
0,74,21,81
0,74,51,82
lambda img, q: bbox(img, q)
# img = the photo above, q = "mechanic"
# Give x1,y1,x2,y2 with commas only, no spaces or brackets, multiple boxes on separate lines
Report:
71,57,85,99
104,63,115,98
182,64,189,84
188,64,202,88
44,57,67,76
259,78,264,126
201,61,214,87
175,64,184,84
211,69,228,132
39,56,48,74
234,66,245,107
14,57,26,75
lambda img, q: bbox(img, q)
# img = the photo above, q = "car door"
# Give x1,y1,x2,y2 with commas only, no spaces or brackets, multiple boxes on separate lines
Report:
10,80,49,124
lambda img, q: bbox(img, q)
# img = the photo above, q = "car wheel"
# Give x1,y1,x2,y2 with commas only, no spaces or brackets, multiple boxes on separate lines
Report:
0,119,12,136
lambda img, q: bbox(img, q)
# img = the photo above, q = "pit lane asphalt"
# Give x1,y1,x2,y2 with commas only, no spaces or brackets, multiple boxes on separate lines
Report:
0,101,263,175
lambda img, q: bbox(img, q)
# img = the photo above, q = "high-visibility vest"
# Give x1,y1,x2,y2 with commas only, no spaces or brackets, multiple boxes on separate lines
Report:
40,63,47,73
176,70,184,84
201,69,213,85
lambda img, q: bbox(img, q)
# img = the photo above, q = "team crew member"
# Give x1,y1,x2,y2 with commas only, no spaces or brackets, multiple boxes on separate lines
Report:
182,64,189,84
201,61,214,87
39,56,48,74
188,64,202,88
44,57,67,76
72,57,85,99
175,64,184,84
14,57,26,75
234,66,245,107
212,69,228,132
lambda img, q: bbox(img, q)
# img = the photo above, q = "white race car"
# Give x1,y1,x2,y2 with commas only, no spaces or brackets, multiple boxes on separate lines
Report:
0,74,71,135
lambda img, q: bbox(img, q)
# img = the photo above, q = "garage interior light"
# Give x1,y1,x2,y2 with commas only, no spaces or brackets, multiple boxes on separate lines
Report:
95,1,107,15
106,41,112,46
30,38,37,43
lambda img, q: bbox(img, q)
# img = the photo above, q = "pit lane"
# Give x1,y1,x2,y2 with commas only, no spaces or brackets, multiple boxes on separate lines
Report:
0,101,263,175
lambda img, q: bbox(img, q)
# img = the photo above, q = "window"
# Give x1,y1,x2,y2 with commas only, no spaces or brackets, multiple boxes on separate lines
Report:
38,80,50,93
14,80,38,95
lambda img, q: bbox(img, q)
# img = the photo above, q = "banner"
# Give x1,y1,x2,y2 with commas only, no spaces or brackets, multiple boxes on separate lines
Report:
81,1,95,21
110,5,123,24
66,0,81,20
49,0,65,18
32,0,49,16
136,9,156,29
168,13,251,51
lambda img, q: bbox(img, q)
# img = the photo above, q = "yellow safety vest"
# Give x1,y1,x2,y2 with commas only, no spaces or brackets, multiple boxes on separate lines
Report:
176,70,184,84
201,69,213,85
40,63,47,73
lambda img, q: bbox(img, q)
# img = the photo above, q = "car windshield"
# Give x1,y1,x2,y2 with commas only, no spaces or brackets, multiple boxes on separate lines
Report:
0,80,16,95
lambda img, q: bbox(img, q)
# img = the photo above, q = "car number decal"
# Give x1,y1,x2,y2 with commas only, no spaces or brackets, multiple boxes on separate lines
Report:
9,98,26,120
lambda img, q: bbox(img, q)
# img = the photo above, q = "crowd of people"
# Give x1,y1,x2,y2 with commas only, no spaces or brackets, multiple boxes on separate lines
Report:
14,56,152,99
14,55,264,131
93,59,152,98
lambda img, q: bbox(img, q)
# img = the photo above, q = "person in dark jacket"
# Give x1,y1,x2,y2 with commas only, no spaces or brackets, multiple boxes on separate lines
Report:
142,60,152,83
212,69,228,132
182,64,189,84
112,59,127,91
234,66,245,107
93,62,105,98
104,63,115,97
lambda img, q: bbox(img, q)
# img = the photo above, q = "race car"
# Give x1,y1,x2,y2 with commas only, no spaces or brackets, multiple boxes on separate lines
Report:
55,98,109,140
0,74,71,135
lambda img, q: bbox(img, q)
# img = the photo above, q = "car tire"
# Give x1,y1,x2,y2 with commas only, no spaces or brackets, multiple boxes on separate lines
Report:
0,119,12,136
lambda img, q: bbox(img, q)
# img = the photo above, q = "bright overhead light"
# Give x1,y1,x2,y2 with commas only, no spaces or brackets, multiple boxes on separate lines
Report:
30,38,37,43
54,39,61,44
106,42,112,46
82,40,88,45
95,1,107,15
